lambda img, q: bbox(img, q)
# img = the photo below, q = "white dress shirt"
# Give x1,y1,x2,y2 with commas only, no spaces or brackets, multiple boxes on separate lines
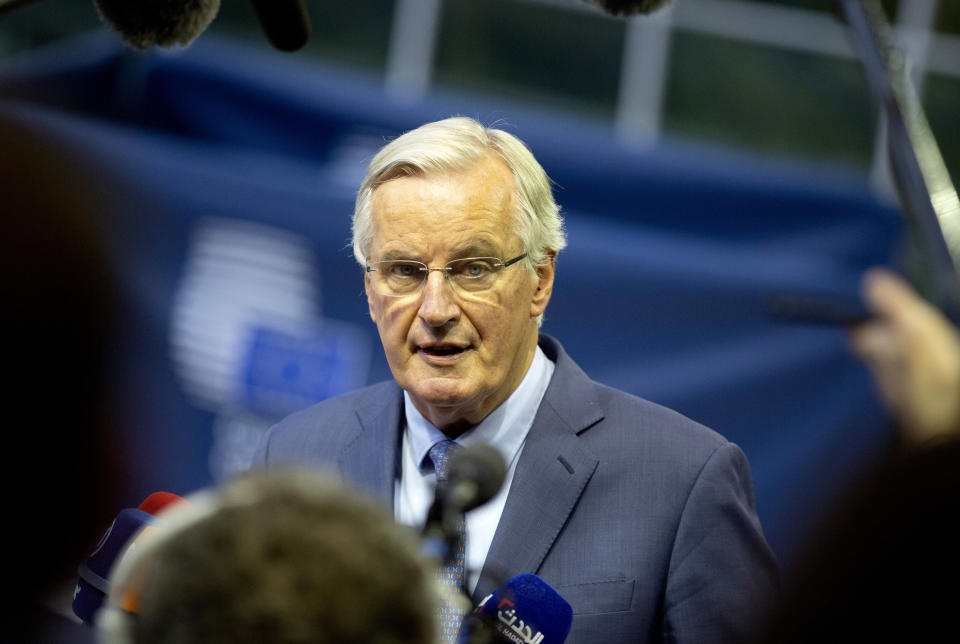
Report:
394,345,555,593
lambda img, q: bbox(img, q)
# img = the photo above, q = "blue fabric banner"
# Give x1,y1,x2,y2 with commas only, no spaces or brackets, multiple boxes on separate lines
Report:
1,33,903,571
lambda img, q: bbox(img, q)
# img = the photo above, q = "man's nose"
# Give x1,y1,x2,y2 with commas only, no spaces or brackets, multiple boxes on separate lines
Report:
418,269,460,327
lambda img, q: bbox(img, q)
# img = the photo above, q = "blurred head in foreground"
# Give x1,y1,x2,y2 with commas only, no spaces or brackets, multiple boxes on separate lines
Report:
754,438,960,642
102,469,438,644
0,111,126,630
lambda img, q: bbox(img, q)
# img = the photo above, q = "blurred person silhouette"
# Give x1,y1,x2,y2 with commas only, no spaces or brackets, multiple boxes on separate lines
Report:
752,434,960,642
753,268,960,642
0,111,129,640
96,468,438,644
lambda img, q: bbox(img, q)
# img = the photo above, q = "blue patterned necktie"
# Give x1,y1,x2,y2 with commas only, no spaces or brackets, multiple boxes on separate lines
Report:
429,439,466,644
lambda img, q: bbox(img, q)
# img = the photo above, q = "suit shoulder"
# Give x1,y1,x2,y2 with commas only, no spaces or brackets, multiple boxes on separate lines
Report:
256,381,399,464
573,382,759,533
587,381,732,458
274,380,398,430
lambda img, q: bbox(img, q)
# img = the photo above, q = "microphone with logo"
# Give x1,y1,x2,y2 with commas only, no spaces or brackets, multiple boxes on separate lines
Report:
421,443,506,595
458,573,573,644
72,492,186,625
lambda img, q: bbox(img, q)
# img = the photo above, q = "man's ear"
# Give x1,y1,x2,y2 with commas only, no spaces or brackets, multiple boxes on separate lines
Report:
530,251,556,318
364,274,379,324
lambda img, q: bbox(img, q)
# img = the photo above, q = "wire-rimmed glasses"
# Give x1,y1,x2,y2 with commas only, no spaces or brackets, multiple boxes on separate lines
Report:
366,253,527,298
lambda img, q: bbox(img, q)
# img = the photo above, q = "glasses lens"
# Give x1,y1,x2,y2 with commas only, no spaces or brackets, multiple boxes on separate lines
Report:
371,260,425,295
446,257,500,292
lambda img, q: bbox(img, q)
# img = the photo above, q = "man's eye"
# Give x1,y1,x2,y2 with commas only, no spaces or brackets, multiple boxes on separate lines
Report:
389,263,420,278
462,261,492,277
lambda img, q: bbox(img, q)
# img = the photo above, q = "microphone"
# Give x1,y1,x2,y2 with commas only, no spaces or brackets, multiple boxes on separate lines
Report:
446,443,508,515
72,492,186,624
422,444,506,566
249,0,312,52
458,574,573,644
136,491,185,516
92,0,221,50
77,0,312,52
766,291,872,326
585,0,674,16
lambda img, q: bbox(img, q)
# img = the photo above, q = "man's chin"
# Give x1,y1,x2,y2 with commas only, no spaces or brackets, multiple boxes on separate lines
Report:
407,379,474,407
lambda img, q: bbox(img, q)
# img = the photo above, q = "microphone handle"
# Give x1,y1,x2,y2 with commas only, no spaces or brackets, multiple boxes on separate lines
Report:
248,0,311,51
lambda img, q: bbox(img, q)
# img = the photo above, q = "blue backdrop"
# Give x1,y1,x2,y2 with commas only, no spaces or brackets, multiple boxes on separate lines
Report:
1,33,904,573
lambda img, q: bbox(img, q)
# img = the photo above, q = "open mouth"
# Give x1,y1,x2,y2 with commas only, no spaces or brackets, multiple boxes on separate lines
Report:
420,345,467,357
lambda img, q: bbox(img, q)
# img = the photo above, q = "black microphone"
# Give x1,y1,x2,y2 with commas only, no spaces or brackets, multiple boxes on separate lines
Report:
422,443,506,568
767,291,872,326
458,574,573,644
585,0,674,16
445,443,508,515
248,0,312,52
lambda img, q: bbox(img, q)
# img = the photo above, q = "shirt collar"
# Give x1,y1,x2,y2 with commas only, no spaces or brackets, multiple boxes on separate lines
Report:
404,344,555,475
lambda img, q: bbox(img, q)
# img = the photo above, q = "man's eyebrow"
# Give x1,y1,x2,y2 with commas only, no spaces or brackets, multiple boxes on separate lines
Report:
377,250,421,261
451,240,501,257
375,241,503,262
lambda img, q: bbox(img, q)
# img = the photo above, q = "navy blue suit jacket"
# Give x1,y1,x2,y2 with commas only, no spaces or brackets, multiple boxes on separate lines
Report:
252,335,778,643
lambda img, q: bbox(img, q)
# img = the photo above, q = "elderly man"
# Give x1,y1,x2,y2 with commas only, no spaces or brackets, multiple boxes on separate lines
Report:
253,117,778,643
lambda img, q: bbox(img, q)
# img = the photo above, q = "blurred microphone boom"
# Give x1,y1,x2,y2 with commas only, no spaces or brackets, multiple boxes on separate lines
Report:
92,0,221,50
586,0,674,16
459,574,573,644
248,0,312,52
27,0,310,52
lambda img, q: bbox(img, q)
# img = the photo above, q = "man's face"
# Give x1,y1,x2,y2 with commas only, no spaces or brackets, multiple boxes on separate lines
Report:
365,153,554,433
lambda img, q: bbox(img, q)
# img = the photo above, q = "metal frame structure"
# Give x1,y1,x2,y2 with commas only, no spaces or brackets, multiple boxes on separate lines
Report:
384,0,954,191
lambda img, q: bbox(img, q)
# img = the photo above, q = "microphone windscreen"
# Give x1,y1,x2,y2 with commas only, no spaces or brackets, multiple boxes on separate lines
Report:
248,0,312,52
586,0,674,16
448,443,506,512
460,573,573,643
137,491,187,515
73,508,156,623
92,0,221,50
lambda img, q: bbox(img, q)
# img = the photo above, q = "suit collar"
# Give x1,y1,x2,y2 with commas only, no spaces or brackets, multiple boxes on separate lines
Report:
535,335,605,436
335,335,606,599
337,385,404,510
474,335,603,601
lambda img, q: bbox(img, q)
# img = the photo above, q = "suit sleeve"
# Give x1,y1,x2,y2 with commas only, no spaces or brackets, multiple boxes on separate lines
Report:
662,442,779,644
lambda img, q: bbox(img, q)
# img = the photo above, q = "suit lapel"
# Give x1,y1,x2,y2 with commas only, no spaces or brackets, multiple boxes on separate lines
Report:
474,337,602,601
337,385,404,511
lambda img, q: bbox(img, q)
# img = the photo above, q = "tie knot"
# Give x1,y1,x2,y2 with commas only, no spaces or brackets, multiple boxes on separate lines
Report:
429,440,460,481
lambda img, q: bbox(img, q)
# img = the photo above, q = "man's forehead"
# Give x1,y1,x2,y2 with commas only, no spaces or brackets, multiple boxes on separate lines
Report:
372,153,515,201
372,212,515,256
368,155,520,255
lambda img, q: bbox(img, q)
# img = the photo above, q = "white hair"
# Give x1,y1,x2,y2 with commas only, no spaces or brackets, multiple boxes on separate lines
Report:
352,117,566,271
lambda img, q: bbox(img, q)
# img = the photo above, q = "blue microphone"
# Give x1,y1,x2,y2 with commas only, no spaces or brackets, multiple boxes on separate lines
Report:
73,492,185,624
72,508,157,624
458,574,573,644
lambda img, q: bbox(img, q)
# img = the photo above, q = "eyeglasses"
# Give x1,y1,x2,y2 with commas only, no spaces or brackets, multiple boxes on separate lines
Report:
366,253,527,297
